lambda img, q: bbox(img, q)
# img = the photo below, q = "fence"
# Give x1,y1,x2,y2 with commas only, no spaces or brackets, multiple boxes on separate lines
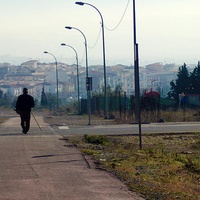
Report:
81,92,136,119
80,92,171,122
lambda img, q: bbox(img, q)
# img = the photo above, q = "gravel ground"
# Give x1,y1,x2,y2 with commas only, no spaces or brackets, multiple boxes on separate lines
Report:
37,110,118,126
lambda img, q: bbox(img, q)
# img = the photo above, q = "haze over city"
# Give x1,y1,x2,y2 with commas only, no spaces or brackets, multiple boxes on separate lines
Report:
1,0,200,66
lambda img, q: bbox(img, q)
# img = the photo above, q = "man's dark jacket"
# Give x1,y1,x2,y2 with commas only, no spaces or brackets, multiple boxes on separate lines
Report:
16,94,34,112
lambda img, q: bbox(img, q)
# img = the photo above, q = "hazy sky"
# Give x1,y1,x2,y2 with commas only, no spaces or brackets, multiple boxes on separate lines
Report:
1,0,200,66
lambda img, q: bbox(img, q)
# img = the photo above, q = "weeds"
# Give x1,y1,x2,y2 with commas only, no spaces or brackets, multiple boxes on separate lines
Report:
83,134,109,145
67,133,200,200
185,157,200,173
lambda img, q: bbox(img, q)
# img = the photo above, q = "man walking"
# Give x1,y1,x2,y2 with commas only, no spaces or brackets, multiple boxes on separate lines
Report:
15,88,35,134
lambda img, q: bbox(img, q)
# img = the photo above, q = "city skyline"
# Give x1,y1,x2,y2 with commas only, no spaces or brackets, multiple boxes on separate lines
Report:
1,0,200,66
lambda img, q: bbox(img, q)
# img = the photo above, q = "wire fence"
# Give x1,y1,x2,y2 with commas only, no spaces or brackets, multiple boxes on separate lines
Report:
92,92,133,118
80,92,162,122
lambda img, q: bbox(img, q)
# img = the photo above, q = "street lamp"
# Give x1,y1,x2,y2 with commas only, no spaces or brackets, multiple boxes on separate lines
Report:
44,51,59,110
65,26,91,125
61,43,80,114
75,1,108,119
65,26,88,77
133,0,142,150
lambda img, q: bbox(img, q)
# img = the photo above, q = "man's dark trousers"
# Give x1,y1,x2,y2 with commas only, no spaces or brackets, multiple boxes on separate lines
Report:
20,111,31,133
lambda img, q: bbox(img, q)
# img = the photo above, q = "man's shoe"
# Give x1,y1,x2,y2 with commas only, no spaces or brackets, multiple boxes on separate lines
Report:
22,130,27,134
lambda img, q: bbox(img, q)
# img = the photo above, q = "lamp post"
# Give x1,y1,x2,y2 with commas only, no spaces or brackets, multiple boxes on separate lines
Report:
61,43,80,114
75,1,107,119
65,26,88,77
133,0,142,150
44,51,59,110
65,26,91,125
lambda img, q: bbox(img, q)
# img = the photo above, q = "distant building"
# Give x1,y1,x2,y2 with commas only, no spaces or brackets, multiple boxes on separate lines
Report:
145,62,163,73
31,72,47,81
0,66,8,80
20,60,38,69
33,82,54,100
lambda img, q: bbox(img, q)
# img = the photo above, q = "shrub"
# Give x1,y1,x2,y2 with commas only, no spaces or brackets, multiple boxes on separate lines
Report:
83,134,109,145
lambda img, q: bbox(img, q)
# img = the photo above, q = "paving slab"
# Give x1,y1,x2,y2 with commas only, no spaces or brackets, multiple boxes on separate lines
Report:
0,116,145,200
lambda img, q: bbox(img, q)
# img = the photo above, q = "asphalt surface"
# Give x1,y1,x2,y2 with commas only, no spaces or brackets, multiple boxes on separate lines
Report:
0,116,145,200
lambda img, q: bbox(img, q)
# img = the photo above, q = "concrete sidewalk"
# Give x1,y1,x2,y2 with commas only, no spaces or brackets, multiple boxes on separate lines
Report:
0,117,145,200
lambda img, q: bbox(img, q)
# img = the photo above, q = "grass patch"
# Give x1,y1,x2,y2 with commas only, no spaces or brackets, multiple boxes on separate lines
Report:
83,134,109,145
66,133,200,200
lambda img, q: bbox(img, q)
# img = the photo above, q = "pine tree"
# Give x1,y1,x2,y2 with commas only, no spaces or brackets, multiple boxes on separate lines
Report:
190,61,200,94
168,63,190,101
40,86,48,107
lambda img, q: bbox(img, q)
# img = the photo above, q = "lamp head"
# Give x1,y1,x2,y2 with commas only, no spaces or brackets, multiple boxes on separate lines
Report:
75,2,84,6
61,43,66,46
65,26,72,30
44,51,48,54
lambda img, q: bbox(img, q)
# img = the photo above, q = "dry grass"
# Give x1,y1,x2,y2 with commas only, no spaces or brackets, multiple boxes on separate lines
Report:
138,108,200,123
160,108,200,122
40,109,117,126
35,107,200,125
66,133,200,200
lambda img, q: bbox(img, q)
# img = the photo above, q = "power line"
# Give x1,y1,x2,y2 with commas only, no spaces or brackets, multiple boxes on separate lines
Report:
79,48,85,64
88,26,101,49
105,0,130,31
87,0,130,49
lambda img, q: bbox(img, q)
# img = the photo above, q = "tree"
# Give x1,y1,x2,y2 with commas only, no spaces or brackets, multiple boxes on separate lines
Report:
0,92,13,107
189,61,200,94
0,90,3,99
40,86,48,107
168,63,190,102
46,93,57,110
113,83,123,96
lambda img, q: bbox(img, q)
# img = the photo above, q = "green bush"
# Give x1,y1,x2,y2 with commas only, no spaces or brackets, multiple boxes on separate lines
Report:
83,134,109,145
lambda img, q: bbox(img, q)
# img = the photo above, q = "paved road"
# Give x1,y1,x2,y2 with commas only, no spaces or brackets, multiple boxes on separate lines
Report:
55,122,200,136
2,115,200,136
0,116,144,200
